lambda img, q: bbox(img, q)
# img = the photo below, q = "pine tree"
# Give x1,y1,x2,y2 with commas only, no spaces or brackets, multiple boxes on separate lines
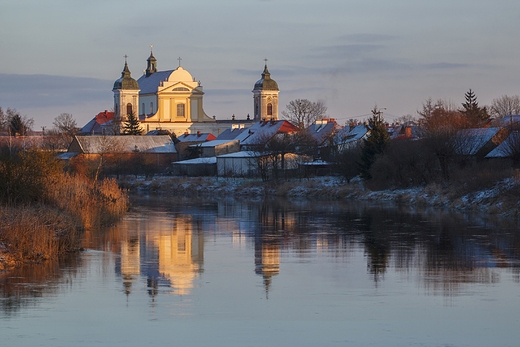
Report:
461,89,490,125
122,112,143,135
358,106,390,180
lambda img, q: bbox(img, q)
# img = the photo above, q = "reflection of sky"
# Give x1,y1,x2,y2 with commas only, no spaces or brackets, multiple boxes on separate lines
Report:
2,198,520,346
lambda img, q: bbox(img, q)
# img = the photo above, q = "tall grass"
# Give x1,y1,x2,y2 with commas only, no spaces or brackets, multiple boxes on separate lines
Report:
0,147,128,270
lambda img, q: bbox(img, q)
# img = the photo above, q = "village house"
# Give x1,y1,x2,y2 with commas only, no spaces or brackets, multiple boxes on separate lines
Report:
66,135,177,176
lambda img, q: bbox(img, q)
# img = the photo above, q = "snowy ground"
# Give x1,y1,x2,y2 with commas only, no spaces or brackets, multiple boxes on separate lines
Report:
118,175,520,219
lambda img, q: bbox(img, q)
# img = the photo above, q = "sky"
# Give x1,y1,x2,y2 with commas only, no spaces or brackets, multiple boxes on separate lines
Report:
1,0,520,130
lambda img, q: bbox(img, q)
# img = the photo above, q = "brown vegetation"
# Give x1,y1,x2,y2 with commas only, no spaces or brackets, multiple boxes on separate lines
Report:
0,145,128,271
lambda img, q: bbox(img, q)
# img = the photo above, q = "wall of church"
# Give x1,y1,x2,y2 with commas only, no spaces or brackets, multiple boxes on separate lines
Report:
139,94,157,116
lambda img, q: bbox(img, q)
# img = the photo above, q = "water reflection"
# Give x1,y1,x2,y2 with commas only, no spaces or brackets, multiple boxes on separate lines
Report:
2,195,520,314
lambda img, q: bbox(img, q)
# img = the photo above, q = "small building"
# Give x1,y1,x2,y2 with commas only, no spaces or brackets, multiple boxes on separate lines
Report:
67,135,177,176
455,127,509,160
171,157,217,176
217,151,259,177
192,139,241,158
334,124,369,151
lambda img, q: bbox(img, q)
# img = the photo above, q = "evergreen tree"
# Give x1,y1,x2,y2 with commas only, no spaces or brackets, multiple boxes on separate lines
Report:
122,112,143,135
461,89,490,125
358,106,390,180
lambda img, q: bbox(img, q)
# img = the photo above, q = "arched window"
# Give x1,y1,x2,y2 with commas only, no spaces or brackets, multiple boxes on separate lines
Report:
267,103,273,116
150,102,153,114
126,103,133,116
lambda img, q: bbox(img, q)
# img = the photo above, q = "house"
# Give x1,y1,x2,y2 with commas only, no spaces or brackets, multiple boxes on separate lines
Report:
236,120,299,149
192,139,241,158
334,124,369,151
78,110,115,135
216,151,301,178
485,132,520,167
307,119,338,146
454,127,509,160
175,132,217,160
171,157,217,176
66,135,177,175
217,151,259,177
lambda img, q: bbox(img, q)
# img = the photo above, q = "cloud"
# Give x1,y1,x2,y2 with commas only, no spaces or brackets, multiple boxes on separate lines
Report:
423,62,471,70
0,74,109,109
339,33,398,43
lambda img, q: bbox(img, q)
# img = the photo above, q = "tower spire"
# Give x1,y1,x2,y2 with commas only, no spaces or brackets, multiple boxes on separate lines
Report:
146,45,157,77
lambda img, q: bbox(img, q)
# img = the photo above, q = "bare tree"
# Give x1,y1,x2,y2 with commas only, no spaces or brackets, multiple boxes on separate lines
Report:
281,99,327,129
490,95,520,119
0,107,6,131
53,113,78,137
418,103,471,181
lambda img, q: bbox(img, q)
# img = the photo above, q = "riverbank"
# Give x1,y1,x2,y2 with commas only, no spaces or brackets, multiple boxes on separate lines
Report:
0,177,128,272
119,175,520,219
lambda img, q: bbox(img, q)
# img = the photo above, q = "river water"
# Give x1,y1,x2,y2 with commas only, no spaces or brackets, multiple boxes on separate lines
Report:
1,196,520,347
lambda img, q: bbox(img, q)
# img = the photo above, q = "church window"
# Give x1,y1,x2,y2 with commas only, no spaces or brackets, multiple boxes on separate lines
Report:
267,103,273,116
150,102,153,114
126,103,133,116
141,103,145,114
177,104,185,117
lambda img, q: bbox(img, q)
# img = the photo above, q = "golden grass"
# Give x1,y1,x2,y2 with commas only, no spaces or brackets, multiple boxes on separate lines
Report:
0,172,128,271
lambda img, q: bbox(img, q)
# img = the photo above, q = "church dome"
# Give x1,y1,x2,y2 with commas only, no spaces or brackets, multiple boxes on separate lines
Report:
253,65,279,91
169,66,194,83
113,62,139,90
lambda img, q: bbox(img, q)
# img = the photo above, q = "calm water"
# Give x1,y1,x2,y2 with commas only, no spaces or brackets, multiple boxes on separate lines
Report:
1,196,520,347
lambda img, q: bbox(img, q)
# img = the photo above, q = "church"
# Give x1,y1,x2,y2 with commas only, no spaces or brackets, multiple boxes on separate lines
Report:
110,50,280,136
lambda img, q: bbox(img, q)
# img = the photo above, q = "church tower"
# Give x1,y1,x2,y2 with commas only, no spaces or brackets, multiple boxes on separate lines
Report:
252,63,279,121
112,57,140,132
145,49,157,77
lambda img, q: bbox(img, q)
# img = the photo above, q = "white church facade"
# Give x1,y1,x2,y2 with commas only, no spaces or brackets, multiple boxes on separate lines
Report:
110,51,280,136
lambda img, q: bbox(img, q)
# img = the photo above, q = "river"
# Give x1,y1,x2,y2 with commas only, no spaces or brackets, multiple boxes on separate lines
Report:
1,196,519,347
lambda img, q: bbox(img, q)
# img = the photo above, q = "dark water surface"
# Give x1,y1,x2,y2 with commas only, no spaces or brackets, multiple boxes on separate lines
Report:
1,196,520,346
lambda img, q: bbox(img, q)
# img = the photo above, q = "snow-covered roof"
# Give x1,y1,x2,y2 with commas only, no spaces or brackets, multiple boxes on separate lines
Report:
172,157,217,165
71,135,176,154
335,124,369,144
455,127,502,156
307,120,337,145
217,151,258,158
238,120,299,145
485,132,520,158
177,132,216,142
216,127,249,140
190,139,238,148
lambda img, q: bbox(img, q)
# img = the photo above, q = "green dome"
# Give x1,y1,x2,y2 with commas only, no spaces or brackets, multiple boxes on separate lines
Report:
253,65,279,91
113,62,139,90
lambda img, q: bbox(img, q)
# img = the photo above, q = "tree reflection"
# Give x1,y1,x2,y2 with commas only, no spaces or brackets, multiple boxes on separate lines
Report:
2,196,520,314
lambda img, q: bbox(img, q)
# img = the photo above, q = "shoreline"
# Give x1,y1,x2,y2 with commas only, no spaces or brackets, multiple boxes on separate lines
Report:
119,175,520,219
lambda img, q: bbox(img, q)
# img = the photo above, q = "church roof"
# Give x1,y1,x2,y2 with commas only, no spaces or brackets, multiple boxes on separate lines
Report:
137,66,196,95
113,62,139,90
253,65,279,91
137,70,175,94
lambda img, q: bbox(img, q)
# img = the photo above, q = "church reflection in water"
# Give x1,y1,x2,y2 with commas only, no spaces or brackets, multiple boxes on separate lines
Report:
108,196,520,300
116,213,204,299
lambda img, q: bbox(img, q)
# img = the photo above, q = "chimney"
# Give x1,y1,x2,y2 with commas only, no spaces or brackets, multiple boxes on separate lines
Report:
405,126,412,138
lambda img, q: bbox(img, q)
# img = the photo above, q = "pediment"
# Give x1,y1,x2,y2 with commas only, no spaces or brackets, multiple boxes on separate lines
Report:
161,81,195,93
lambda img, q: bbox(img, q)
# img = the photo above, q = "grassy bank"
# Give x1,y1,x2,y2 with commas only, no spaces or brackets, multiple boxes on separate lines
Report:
0,149,128,272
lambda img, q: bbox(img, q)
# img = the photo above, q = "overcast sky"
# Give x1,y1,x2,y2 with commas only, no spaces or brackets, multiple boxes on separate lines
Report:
1,0,520,129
